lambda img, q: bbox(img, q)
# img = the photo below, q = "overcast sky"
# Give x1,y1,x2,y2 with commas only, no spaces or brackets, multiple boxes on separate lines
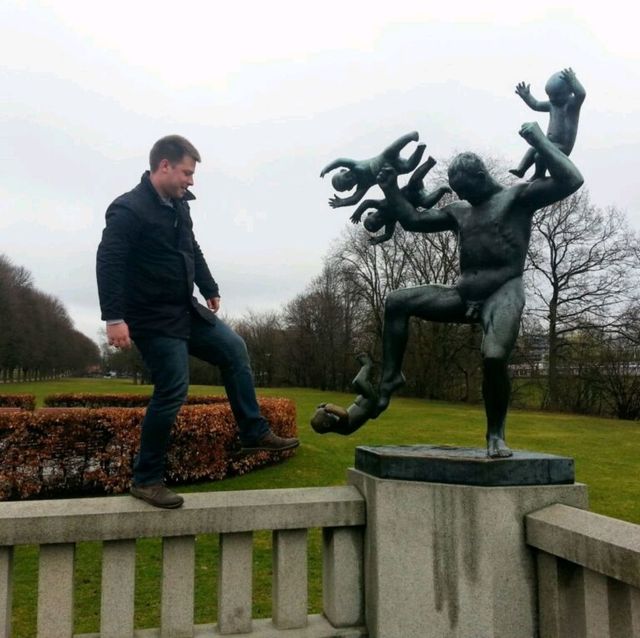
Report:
2,0,639,344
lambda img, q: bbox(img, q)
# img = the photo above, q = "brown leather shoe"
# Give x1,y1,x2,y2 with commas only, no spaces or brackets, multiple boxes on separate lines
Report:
130,483,184,509
241,431,300,452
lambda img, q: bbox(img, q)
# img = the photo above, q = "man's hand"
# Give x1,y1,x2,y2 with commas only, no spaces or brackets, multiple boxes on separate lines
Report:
515,81,531,100
519,121,545,147
107,322,131,349
207,297,221,313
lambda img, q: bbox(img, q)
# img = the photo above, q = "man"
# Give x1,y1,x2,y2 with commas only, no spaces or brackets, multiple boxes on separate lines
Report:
314,121,583,458
97,135,298,509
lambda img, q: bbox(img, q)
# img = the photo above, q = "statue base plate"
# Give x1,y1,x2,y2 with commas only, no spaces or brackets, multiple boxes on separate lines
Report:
355,444,574,486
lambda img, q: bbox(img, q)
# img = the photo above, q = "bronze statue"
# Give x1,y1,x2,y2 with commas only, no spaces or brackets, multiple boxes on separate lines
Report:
320,131,426,209
349,156,452,246
313,121,584,457
510,68,586,180
311,354,378,435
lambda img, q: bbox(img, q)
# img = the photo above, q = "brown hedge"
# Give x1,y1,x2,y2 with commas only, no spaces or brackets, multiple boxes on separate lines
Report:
0,398,297,500
0,394,36,410
43,393,229,408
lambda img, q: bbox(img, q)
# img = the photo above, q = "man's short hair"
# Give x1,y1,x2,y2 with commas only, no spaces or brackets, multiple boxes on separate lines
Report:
448,152,487,180
149,135,201,171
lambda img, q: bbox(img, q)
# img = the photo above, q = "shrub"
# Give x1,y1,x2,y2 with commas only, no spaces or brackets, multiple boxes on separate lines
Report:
0,394,36,410
43,393,228,408
0,398,297,500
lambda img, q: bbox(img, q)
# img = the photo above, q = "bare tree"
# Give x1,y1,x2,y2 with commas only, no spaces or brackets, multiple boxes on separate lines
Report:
234,311,284,387
525,191,638,409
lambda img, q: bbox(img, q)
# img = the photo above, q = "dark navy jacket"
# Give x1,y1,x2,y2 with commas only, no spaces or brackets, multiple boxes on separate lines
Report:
96,172,219,340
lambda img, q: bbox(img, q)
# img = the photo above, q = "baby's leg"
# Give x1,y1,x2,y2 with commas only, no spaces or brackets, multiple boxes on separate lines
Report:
396,143,426,174
414,185,451,209
407,156,437,191
509,148,536,178
531,153,547,180
369,222,396,246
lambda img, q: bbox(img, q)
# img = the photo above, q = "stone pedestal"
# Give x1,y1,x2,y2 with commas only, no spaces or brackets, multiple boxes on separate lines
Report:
348,445,588,638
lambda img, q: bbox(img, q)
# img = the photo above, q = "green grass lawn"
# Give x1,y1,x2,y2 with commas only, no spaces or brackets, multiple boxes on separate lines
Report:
2,378,640,634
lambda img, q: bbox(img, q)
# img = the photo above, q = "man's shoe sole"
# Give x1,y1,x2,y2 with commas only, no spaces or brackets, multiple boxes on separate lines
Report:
130,488,184,509
240,440,300,453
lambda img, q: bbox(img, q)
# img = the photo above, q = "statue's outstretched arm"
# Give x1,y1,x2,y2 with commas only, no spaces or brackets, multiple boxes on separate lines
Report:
329,185,368,208
517,121,584,210
515,82,550,112
561,68,586,106
382,131,420,159
377,166,455,233
351,199,381,224
320,158,356,177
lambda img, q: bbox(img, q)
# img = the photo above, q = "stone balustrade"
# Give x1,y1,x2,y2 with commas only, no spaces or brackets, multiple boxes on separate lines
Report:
4,459,640,638
526,503,640,638
0,487,367,638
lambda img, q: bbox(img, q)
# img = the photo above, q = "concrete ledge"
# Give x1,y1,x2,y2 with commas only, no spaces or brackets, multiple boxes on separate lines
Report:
0,487,365,545
526,503,640,589
355,445,575,486
76,614,368,637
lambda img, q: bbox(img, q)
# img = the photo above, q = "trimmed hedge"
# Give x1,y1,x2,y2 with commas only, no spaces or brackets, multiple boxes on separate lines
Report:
0,398,297,500
0,394,35,410
43,393,229,408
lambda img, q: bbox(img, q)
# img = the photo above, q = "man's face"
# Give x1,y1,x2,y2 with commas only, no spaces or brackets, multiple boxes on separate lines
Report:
449,170,486,205
157,155,196,199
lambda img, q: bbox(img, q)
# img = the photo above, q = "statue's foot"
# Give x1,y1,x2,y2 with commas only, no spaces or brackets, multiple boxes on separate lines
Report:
487,436,513,458
508,168,525,178
375,373,406,415
355,352,373,367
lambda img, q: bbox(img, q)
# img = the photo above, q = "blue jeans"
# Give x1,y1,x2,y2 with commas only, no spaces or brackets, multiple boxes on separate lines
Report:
132,316,269,486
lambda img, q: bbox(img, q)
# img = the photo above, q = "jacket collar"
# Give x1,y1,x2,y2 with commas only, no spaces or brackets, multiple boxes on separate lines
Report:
140,170,196,204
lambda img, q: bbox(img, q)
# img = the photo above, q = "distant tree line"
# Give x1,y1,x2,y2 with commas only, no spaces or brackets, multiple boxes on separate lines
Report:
0,255,100,382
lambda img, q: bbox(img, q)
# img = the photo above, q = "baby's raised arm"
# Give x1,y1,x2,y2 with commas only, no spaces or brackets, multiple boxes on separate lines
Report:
320,158,356,178
329,186,369,209
350,198,383,224
515,81,550,112
561,68,586,106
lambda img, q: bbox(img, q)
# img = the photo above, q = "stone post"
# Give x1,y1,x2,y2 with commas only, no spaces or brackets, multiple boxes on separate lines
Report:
348,445,589,638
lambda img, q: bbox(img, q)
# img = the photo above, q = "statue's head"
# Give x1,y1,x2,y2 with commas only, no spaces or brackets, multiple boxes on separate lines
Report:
332,169,357,192
545,72,572,106
310,403,348,434
448,153,493,205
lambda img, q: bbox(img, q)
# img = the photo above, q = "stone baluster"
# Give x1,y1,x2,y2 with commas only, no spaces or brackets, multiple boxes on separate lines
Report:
272,528,308,629
218,532,253,634
101,539,136,638
322,526,364,628
37,543,75,638
161,535,196,638
0,546,13,638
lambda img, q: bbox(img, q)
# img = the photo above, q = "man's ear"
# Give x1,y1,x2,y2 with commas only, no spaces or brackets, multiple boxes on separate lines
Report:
158,158,171,173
